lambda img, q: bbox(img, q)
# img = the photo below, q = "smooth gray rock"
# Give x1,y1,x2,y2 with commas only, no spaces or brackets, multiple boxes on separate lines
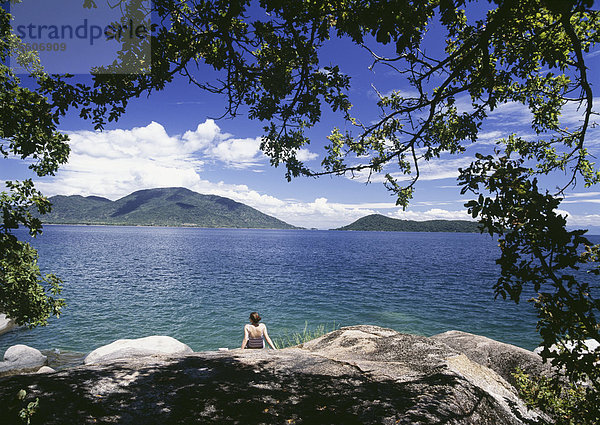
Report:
0,313,17,336
0,326,545,424
431,330,553,386
0,344,47,375
84,335,193,365
36,366,56,374
300,326,543,424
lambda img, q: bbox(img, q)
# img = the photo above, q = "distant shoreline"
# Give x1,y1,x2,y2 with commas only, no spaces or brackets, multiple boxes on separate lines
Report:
38,223,600,236
37,222,487,234
40,222,306,231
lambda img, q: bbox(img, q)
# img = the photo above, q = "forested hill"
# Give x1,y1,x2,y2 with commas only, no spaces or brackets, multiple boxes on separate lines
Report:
334,214,480,233
40,187,298,229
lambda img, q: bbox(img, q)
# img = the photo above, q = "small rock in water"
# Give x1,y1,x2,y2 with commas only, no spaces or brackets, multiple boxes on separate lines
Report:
36,366,56,374
0,344,47,375
0,313,17,336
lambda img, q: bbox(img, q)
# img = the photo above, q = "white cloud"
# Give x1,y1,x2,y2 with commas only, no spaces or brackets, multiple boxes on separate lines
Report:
36,121,220,199
276,197,374,222
564,191,600,199
479,95,600,131
202,192,381,229
368,87,422,101
556,209,600,228
388,208,473,221
560,191,600,206
486,101,533,126
349,156,476,184
336,202,397,209
295,148,319,162
181,120,221,151
586,50,600,59
42,119,272,194
413,200,458,206
562,199,600,204
207,136,264,168
558,98,600,128
475,130,513,145
418,157,475,181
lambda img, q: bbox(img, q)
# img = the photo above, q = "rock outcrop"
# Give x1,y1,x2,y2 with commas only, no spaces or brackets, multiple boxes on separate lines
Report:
84,335,194,365
0,326,546,424
0,313,17,336
431,330,553,387
0,344,47,375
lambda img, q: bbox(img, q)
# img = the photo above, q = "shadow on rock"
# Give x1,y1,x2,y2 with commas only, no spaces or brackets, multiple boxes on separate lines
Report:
0,325,546,424
1,354,505,425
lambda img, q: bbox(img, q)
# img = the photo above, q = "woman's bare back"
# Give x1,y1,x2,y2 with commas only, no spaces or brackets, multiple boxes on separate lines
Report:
245,323,265,339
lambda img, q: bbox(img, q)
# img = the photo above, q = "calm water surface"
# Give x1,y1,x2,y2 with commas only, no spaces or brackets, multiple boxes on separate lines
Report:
2,225,573,361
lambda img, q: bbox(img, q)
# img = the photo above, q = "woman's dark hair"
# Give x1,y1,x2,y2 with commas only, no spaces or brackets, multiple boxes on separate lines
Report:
249,312,261,324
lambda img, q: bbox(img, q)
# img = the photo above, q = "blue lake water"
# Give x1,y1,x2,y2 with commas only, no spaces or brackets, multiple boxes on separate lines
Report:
4,225,591,361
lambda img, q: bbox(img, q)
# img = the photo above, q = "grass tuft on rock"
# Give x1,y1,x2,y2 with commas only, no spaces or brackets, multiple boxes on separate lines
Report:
274,322,339,349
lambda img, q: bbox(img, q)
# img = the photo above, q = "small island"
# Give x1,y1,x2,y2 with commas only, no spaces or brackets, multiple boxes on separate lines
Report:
334,214,481,233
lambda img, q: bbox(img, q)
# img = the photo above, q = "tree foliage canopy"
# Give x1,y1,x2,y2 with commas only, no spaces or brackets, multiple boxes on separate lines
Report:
1,0,600,419
0,4,70,326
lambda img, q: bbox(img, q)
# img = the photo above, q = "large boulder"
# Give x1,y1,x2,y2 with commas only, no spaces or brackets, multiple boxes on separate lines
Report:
299,325,544,423
84,335,193,365
431,330,553,386
0,313,17,336
0,326,546,424
0,344,47,375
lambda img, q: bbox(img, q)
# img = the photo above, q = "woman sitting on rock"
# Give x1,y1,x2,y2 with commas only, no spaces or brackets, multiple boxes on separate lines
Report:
241,312,276,350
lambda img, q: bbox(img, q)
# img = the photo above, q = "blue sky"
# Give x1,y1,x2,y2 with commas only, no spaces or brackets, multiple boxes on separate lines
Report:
3,2,600,231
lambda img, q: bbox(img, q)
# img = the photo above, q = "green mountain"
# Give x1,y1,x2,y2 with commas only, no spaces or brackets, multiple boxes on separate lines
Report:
40,187,298,229
334,214,480,233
